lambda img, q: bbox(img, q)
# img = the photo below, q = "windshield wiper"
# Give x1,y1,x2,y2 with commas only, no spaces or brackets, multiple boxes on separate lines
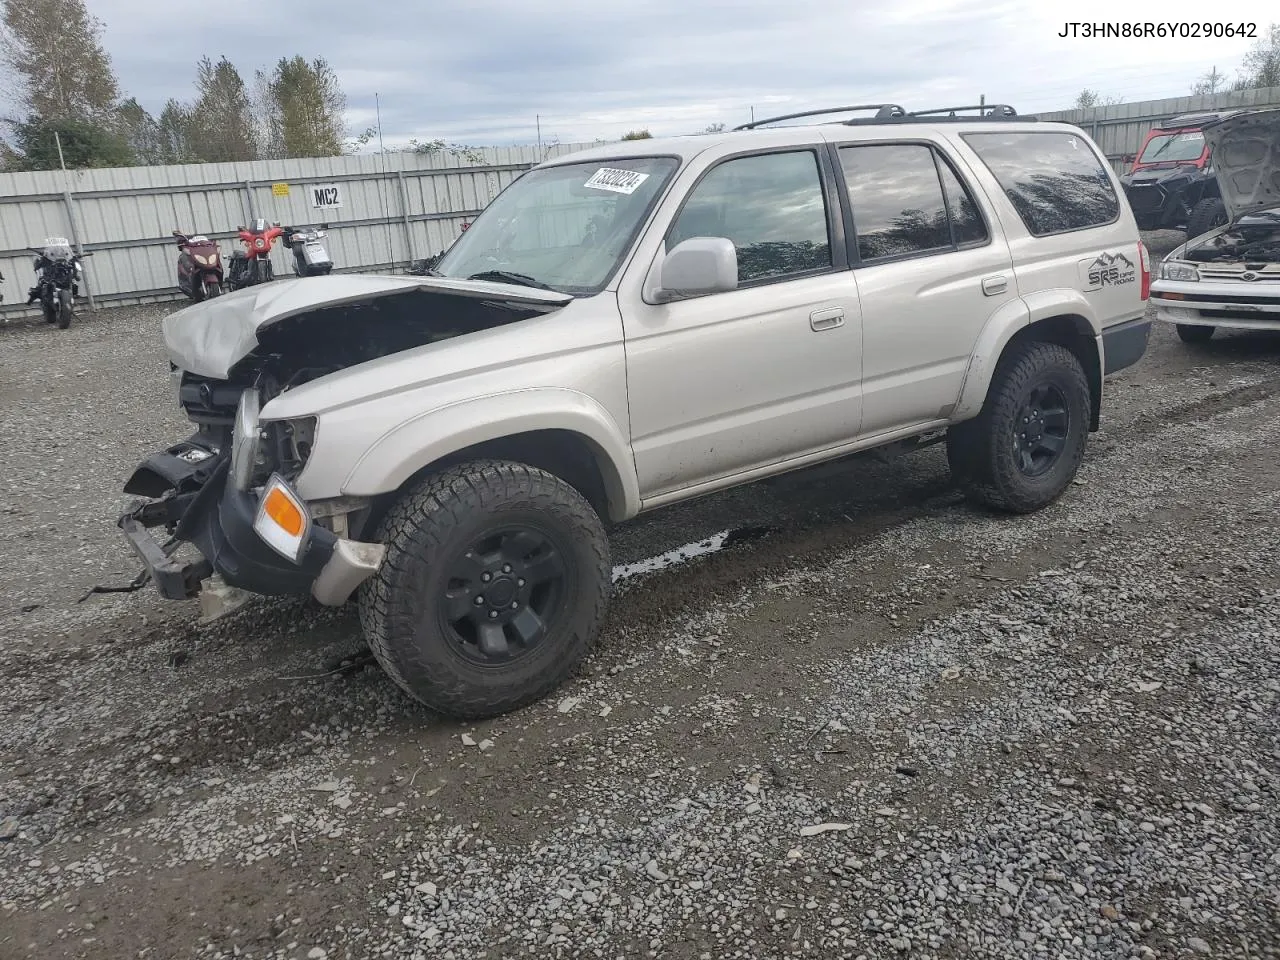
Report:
466,270,556,291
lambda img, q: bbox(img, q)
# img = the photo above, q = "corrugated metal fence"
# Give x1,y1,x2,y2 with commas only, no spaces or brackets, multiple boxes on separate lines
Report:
0,143,595,319
1039,86,1280,176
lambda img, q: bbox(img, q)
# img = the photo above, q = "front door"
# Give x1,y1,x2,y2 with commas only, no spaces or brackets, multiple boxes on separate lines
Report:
620,147,864,499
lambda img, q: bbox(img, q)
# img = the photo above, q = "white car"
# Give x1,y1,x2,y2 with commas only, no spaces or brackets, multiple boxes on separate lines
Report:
1151,107,1280,343
117,103,1150,720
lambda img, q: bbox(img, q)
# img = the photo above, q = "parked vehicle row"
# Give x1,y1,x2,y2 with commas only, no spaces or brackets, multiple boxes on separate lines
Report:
173,220,334,303
1148,108,1280,342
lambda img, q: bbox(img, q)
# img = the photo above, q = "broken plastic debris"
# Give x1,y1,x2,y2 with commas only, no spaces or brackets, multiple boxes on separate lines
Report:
460,734,477,746
557,697,582,714
311,780,340,792
800,823,852,837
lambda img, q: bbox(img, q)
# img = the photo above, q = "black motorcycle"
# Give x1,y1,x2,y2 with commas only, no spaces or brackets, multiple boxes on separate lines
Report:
27,239,91,329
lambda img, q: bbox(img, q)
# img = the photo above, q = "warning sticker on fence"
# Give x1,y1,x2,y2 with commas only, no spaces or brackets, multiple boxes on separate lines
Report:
583,167,649,195
271,182,290,197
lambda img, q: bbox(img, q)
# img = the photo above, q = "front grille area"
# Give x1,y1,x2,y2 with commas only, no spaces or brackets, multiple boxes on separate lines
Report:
1197,265,1280,282
1125,185,1164,213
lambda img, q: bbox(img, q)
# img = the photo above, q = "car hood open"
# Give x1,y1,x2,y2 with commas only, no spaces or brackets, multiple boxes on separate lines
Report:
163,274,574,380
1203,107,1280,224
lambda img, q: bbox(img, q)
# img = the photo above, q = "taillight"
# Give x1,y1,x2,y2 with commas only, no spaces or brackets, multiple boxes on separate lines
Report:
1138,241,1150,300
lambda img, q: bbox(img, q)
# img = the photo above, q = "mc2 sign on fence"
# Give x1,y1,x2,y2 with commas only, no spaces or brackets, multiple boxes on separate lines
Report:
310,184,344,209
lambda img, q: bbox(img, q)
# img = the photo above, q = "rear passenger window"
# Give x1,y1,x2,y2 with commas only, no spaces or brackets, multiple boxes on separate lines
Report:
963,131,1120,236
667,150,832,284
938,157,989,245
839,144,990,262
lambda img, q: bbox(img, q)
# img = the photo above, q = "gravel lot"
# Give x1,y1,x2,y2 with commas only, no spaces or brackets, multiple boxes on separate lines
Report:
2,241,1279,960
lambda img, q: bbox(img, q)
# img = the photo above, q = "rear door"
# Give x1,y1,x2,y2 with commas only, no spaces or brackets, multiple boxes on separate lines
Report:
833,138,1019,435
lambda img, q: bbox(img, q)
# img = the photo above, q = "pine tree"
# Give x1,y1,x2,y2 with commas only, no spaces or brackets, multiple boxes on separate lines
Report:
115,98,164,165
189,55,257,162
156,99,196,164
256,55,347,158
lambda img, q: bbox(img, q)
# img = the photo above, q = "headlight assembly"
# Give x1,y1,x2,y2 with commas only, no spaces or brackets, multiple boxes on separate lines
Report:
231,388,263,491
1158,260,1200,283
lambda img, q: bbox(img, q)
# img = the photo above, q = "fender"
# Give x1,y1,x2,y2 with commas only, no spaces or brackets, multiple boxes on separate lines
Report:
952,289,1103,422
337,388,640,523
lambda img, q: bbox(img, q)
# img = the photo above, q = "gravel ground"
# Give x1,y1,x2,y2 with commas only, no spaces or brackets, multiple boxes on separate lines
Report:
2,250,1279,959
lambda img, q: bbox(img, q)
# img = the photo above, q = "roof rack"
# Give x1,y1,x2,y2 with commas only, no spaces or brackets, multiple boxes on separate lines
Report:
909,104,1019,118
735,104,906,130
1157,110,1241,130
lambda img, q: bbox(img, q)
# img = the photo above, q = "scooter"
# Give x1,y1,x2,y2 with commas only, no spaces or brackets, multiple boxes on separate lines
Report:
281,224,334,277
173,230,224,301
26,238,91,329
226,218,284,291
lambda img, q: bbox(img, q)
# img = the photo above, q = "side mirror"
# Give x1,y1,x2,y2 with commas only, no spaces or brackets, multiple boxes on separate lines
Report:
654,237,738,302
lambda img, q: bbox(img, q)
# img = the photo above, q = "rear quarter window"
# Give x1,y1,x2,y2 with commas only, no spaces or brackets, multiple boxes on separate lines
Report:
963,131,1120,237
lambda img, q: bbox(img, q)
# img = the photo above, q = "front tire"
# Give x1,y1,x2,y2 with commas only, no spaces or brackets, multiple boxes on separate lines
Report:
359,460,611,720
947,341,1090,514
204,280,223,298
1176,323,1214,344
55,289,73,329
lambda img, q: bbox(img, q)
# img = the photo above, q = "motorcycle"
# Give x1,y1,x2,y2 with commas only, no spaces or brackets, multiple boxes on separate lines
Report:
172,230,224,302
281,224,334,277
226,218,284,291
27,238,91,329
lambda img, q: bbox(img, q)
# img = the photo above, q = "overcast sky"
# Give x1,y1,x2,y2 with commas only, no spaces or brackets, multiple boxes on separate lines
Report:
91,0,1274,148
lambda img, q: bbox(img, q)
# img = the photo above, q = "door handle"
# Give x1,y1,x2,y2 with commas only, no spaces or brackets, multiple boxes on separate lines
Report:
981,275,1008,296
810,306,845,331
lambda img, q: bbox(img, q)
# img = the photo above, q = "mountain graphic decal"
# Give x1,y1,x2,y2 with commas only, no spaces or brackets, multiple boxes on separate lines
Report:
1086,251,1137,288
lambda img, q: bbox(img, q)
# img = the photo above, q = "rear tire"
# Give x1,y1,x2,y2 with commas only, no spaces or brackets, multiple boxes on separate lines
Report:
1176,323,1215,344
1186,197,1227,239
56,289,72,329
359,460,611,720
947,340,1090,514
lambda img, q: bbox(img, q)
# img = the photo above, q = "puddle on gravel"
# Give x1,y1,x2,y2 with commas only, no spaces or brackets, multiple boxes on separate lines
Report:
611,526,772,584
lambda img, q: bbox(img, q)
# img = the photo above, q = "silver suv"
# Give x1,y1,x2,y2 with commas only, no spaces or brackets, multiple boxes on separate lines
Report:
118,103,1151,719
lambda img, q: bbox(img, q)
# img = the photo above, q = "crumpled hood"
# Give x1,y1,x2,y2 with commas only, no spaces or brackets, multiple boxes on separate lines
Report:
163,274,573,380
1203,107,1280,223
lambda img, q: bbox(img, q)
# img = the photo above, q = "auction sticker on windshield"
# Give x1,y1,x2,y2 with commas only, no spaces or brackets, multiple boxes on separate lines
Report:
584,168,650,195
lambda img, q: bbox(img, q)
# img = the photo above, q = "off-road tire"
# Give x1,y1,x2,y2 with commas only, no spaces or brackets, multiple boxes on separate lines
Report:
947,341,1089,514
359,460,611,720
1176,323,1215,344
55,289,72,329
1186,197,1227,239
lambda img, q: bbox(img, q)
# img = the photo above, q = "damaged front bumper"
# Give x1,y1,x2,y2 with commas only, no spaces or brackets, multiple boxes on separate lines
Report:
117,437,384,608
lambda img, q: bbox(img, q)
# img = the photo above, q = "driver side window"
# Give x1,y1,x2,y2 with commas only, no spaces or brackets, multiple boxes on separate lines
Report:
666,150,833,284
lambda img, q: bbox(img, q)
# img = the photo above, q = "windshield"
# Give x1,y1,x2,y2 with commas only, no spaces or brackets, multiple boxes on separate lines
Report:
1138,131,1205,164
433,156,680,295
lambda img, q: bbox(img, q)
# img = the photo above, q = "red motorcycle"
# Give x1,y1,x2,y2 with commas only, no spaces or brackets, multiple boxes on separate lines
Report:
172,231,224,301
226,218,284,290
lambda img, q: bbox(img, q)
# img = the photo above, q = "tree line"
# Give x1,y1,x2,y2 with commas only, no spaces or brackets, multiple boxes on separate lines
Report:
0,0,350,170
1074,22,1279,109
